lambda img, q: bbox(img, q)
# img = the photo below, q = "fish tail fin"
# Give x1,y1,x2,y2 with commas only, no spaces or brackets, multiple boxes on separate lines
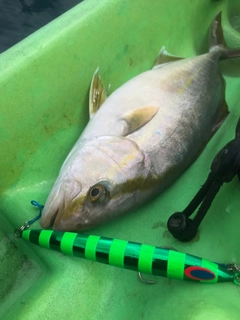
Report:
209,11,240,60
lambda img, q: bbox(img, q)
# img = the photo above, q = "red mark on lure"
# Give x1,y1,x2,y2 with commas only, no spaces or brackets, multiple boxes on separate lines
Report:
184,266,216,281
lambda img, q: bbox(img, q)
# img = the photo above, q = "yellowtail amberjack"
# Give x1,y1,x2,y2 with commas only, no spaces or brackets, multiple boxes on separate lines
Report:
41,12,240,231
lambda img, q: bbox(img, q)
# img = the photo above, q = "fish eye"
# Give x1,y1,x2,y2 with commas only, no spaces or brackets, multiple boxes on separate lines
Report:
89,184,106,202
91,187,100,198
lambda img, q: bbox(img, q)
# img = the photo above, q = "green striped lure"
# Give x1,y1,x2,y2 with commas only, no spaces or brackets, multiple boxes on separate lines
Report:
21,229,240,285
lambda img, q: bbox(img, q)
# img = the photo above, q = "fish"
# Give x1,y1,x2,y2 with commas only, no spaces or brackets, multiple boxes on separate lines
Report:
40,12,240,231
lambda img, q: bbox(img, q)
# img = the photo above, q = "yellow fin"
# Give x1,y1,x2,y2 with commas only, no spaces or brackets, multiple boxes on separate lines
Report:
153,46,184,68
121,106,158,136
89,68,107,118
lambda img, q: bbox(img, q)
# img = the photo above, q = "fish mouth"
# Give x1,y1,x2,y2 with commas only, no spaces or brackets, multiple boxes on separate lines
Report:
41,201,93,231
50,210,59,228
40,207,59,229
40,179,83,230
40,194,71,230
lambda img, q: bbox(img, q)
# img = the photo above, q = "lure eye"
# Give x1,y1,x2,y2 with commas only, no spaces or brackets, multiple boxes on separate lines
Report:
88,184,106,202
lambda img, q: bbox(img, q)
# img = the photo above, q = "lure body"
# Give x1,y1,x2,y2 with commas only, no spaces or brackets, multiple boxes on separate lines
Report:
22,229,235,284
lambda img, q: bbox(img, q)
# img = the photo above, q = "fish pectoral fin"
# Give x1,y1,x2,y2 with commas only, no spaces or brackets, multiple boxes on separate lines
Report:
89,67,107,118
152,46,184,69
121,106,158,136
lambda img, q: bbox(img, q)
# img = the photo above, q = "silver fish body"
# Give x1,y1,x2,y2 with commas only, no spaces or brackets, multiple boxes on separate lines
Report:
40,13,240,231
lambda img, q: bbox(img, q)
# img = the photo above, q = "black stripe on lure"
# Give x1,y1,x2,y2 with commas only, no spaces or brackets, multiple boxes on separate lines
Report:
168,118,240,242
16,227,240,285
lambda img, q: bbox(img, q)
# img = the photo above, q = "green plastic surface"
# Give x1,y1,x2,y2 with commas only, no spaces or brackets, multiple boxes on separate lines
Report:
1,0,240,319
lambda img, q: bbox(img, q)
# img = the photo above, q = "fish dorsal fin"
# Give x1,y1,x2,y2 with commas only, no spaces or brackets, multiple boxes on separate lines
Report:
89,68,107,118
153,46,184,69
121,106,158,136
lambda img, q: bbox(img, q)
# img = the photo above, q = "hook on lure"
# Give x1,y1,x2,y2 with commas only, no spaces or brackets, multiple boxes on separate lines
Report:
138,272,156,284
14,201,44,238
138,246,178,284
225,262,240,285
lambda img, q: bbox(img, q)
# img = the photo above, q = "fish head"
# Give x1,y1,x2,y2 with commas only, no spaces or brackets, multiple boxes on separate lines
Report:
40,136,150,231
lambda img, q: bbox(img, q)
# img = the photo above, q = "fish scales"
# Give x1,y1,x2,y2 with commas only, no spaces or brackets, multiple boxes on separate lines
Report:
40,12,240,231
82,54,223,169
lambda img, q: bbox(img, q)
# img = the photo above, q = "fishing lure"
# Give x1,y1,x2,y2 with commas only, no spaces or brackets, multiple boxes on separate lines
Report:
20,228,240,285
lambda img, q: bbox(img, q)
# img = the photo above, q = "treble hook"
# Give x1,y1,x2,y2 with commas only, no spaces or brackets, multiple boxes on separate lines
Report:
138,272,156,284
138,246,177,284
226,262,240,285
